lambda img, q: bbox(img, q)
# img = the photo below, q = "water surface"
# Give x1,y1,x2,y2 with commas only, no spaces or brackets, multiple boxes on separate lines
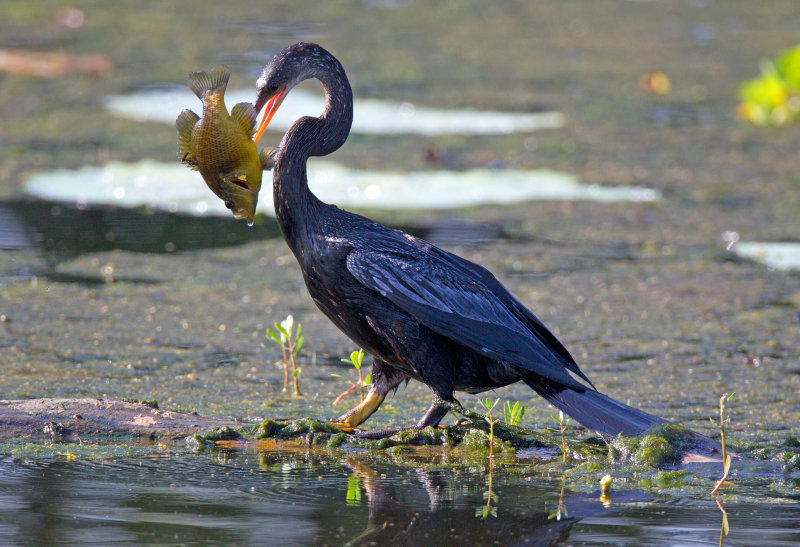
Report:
1,450,797,546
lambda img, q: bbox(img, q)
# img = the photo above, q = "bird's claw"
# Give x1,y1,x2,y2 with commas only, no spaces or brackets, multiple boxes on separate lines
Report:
326,421,357,434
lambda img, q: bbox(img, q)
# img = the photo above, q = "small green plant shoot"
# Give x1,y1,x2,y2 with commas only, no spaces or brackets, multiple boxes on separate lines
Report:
717,498,729,546
547,485,568,522
346,473,362,506
479,398,501,463
711,392,735,498
476,397,501,519
550,410,570,464
332,348,372,406
475,472,499,519
266,315,304,396
503,400,526,426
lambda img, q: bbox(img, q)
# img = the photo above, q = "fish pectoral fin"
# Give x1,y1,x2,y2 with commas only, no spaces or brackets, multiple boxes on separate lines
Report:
187,65,230,99
231,102,258,136
180,153,199,169
259,147,277,170
176,109,200,169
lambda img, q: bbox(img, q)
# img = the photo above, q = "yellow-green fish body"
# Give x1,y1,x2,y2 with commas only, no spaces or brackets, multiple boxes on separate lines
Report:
177,66,274,224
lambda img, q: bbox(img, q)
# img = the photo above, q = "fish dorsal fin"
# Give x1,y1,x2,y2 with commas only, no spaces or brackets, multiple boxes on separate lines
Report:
231,102,257,136
176,109,200,169
187,65,230,99
259,147,277,170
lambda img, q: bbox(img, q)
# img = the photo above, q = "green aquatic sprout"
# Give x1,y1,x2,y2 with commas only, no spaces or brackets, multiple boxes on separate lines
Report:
716,498,729,546
479,398,501,463
332,348,371,405
346,473,362,506
738,44,800,126
547,484,567,521
711,392,735,498
266,315,304,396
599,474,613,506
476,397,501,519
503,400,526,426
475,470,499,519
550,410,570,464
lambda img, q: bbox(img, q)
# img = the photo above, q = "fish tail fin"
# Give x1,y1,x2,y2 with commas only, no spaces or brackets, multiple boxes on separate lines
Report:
523,377,666,436
176,109,200,169
187,65,230,99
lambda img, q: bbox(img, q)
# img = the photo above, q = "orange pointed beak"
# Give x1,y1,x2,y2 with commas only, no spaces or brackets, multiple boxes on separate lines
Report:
254,86,287,145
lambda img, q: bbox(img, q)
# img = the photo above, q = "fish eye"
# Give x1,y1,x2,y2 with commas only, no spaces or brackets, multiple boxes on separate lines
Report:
224,201,233,210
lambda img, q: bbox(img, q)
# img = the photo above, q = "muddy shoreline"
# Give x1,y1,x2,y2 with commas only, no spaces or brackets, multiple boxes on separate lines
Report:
0,397,240,441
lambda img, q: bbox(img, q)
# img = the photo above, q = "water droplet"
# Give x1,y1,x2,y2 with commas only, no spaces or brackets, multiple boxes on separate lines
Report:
247,220,254,227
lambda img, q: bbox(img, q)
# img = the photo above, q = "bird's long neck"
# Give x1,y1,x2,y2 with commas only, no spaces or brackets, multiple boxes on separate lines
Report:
273,53,353,253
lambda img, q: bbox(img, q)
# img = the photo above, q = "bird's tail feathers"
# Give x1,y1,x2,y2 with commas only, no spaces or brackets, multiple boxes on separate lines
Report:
524,378,666,436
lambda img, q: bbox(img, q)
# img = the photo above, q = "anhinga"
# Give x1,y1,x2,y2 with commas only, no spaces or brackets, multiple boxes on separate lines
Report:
253,42,665,438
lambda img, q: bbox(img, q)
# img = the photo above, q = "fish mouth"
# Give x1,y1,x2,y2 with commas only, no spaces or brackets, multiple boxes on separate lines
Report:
220,177,259,224
229,178,249,190
253,85,287,145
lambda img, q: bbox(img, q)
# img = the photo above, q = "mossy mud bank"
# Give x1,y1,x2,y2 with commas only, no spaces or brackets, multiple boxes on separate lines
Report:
6,396,798,502
0,396,721,466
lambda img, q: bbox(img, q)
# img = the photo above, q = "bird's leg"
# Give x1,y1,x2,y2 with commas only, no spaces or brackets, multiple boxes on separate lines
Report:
333,389,385,430
415,395,457,429
330,357,407,432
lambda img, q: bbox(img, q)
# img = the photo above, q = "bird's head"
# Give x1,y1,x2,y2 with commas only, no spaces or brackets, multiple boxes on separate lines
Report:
253,42,331,144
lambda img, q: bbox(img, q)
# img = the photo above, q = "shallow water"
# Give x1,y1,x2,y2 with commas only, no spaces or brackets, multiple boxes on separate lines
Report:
2,1,800,545
1,450,797,546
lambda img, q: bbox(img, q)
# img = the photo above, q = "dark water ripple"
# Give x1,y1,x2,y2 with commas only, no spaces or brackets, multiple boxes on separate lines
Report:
1,453,798,546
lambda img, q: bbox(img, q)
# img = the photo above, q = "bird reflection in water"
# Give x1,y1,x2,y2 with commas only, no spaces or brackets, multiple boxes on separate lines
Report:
341,458,578,546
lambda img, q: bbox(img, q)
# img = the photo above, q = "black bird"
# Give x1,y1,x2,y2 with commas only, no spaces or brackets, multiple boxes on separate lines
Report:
253,42,666,438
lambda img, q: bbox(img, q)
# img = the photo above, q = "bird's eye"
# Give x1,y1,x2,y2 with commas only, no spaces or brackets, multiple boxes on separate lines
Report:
268,83,279,92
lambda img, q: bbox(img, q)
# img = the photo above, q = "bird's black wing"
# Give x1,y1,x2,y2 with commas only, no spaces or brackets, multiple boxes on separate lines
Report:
346,244,593,391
